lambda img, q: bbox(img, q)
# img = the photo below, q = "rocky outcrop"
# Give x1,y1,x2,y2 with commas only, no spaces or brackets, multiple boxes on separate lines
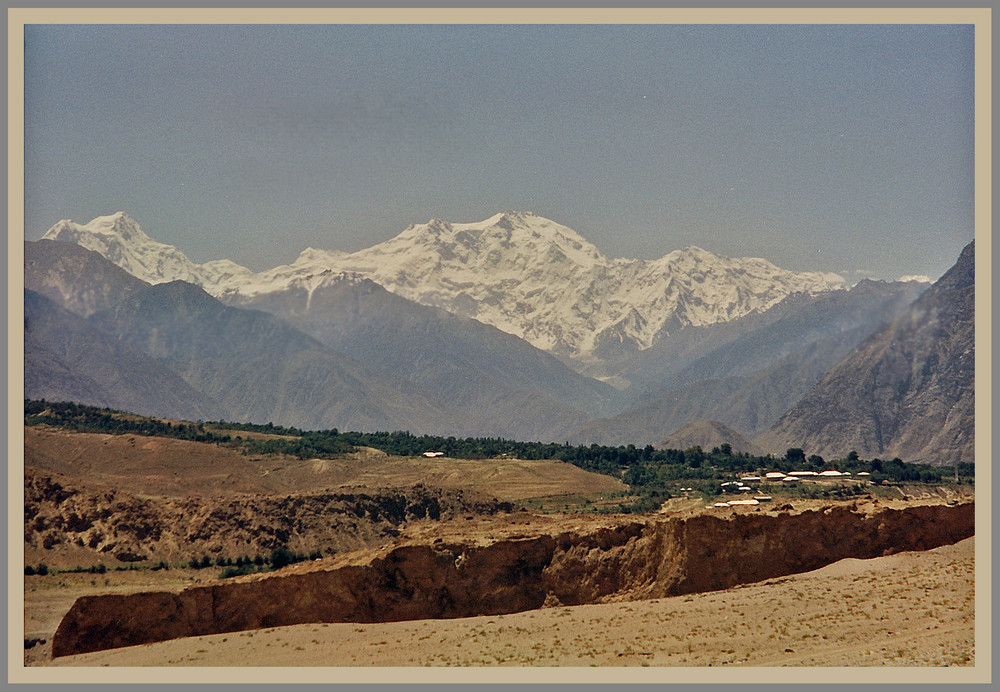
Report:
756,242,974,465
52,500,974,657
25,468,512,564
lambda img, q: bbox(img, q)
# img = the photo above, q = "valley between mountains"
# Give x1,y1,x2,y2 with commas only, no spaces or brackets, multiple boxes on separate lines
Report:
26,211,973,463
21,211,976,671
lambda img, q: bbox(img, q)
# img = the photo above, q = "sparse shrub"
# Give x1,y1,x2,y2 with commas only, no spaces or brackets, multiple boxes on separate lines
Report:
24,566,35,576
270,546,293,570
219,564,258,579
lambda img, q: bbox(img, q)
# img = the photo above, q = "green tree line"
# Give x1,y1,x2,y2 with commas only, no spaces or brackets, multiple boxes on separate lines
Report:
24,400,973,491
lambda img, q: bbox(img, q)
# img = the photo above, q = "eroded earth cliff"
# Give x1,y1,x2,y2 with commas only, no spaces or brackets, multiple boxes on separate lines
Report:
52,499,973,657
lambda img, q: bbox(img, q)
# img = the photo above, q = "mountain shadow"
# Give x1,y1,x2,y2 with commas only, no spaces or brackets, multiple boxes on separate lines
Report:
24,289,225,422
87,281,471,436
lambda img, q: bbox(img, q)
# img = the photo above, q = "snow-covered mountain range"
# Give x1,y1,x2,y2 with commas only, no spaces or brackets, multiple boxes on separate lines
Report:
42,211,846,362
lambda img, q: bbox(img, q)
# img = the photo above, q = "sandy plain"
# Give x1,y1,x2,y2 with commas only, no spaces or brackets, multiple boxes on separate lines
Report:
28,536,974,669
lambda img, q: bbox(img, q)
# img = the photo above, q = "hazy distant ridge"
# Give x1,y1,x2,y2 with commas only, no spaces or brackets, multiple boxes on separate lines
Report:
43,211,846,365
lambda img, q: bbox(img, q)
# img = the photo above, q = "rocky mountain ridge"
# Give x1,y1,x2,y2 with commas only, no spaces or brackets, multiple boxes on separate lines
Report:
755,242,974,465
32,213,973,463
569,279,928,446
24,241,624,440
43,211,846,364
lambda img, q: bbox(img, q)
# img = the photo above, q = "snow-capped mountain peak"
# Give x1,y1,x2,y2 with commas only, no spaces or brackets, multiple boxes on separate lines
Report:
40,211,846,361
44,211,148,245
41,213,253,288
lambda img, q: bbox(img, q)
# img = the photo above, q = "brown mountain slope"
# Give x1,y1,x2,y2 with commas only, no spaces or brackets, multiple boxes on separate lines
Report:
755,241,974,465
24,426,626,502
24,424,627,568
656,419,763,455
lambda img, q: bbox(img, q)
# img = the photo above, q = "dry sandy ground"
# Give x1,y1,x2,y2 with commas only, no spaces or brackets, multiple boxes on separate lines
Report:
30,536,974,671
24,427,626,502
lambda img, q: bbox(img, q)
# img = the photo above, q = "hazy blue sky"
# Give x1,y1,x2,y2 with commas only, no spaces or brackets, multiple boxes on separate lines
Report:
24,23,975,281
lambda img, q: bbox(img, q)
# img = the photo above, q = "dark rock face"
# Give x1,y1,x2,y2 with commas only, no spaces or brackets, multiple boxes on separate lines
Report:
756,242,974,465
51,501,974,657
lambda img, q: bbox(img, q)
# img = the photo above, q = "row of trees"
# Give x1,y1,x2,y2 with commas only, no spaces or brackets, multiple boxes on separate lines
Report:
24,400,229,444
25,400,973,491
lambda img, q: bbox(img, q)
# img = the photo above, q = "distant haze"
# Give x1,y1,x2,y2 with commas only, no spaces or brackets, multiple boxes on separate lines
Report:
24,21,974,282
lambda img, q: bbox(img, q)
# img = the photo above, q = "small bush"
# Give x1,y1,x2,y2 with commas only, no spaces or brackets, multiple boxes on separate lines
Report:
219,564,258,579
270,546,293,570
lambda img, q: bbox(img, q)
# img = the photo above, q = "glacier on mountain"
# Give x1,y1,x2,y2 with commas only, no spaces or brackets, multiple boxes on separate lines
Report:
41,210,846,361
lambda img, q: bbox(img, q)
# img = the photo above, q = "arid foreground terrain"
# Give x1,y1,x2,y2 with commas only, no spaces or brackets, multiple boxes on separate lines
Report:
38,534,974,668
23,425,975,669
